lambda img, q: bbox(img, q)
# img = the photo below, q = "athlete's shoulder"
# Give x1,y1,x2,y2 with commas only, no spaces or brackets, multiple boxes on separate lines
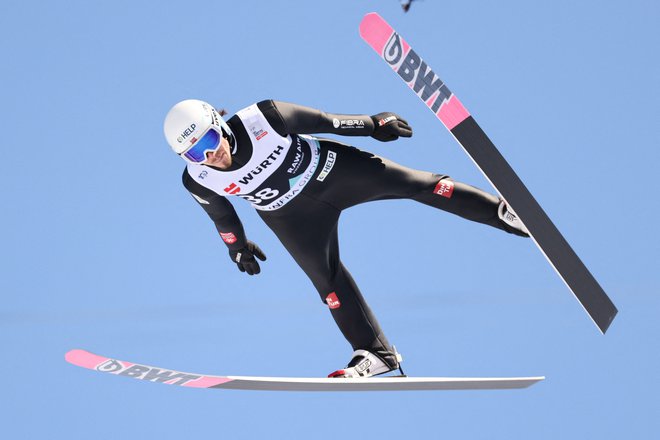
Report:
256,99,277,113
181,167,198,192
227,100,282,133
257,99,287,136
231,100,276,116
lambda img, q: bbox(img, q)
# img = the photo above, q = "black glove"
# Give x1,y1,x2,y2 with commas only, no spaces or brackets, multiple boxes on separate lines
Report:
370,112,413,142
228,241,267,275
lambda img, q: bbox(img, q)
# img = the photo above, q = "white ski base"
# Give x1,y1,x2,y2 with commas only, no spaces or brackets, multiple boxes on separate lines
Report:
66,348,544,392
216,375,544,391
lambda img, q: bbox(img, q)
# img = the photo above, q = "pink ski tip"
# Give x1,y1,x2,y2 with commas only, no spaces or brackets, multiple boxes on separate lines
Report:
359,12,384,39
65,349,85,365
360,12,383,38
65,349,105,369
359,12,393,54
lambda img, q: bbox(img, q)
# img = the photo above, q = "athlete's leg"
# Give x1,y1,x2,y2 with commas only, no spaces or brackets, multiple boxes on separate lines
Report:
258,195,399,368
311,141,527,236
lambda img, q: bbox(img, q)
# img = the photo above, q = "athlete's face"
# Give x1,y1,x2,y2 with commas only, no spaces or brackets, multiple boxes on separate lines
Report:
203,134,232,169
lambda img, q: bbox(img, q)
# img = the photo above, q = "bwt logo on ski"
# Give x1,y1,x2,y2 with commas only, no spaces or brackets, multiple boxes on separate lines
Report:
177,123,197,143
383,33,453,113
96,359,201,386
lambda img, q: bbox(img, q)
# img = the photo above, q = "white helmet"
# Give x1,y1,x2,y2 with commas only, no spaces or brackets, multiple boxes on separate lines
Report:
163,99,234,162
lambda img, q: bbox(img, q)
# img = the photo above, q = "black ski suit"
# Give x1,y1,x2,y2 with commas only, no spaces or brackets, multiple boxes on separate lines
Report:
182,100,525,368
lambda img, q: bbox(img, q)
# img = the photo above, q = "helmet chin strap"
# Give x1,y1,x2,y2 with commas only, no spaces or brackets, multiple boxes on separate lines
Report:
229,135,238,155
211,106,238,156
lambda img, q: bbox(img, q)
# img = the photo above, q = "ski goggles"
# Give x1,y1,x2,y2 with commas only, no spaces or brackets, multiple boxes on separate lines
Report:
179,126,224,163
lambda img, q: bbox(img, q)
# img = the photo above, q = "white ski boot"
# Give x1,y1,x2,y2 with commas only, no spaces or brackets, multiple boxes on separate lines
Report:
328,349,404,378
498,199,529,236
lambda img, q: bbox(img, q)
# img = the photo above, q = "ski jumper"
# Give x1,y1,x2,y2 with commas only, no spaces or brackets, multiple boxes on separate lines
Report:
182,100,523,368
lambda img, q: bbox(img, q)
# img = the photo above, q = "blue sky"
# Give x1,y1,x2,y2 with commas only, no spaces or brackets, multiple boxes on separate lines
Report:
1,0,658,438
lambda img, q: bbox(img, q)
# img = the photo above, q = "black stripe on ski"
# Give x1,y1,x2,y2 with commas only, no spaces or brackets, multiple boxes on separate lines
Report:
451,117,618,333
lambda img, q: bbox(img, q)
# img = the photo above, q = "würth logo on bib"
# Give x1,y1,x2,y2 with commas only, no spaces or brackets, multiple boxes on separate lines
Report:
433,179,454,198
326,292,341,309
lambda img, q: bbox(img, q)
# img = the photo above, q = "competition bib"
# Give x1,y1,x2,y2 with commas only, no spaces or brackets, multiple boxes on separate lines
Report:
188,104,320,211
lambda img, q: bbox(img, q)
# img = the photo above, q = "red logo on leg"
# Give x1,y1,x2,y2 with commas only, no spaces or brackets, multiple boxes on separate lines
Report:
433,179,454,198
326,292,341,309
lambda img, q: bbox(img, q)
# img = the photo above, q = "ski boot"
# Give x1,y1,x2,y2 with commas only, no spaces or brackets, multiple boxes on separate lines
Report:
328,348,404,378
498,199,529,236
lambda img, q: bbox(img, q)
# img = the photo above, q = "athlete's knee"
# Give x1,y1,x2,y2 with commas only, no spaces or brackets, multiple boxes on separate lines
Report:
408,173,454,200
428,175,455,198
311,263,352,306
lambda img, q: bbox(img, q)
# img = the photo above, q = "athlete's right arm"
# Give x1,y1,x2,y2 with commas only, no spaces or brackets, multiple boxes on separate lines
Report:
258,100,413,142
182,170,266,275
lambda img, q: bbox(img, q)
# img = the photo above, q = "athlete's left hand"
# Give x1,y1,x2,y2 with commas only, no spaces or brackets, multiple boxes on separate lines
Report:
228,241,267,275
370,112,413,142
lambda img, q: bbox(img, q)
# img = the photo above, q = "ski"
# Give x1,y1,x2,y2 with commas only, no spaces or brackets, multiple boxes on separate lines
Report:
359,12,617,333
65,349,544,392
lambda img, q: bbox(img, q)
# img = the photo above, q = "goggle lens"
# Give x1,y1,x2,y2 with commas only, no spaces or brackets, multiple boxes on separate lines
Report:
182,128,221,163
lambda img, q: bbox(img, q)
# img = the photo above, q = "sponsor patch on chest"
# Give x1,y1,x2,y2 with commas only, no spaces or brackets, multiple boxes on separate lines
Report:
317,150,337,182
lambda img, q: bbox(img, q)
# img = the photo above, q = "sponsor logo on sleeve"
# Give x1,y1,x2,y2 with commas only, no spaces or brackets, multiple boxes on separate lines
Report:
333,118,365,129
378,115,396,126
336,119,365,129
317,150,337,182
220,232,237,244
433,179,454,198
326,292,341,309
198,170,208,180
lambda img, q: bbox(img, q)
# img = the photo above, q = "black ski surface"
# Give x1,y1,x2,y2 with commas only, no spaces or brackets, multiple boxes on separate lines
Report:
451,117,617,332
360,12,617,333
